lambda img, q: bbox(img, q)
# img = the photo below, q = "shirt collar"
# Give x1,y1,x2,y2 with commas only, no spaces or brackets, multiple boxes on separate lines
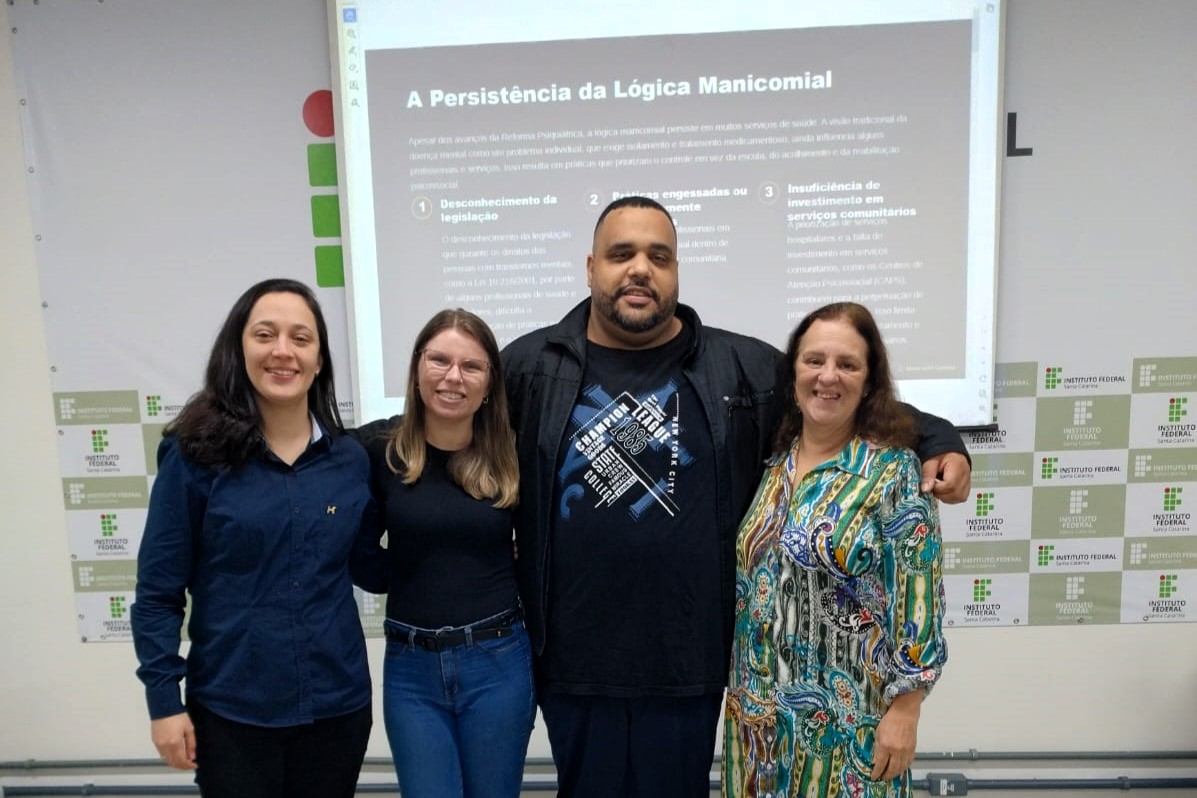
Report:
773,434,875,478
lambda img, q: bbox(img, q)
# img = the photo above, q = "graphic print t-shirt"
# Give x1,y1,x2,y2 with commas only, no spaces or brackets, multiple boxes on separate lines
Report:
544,327,724,696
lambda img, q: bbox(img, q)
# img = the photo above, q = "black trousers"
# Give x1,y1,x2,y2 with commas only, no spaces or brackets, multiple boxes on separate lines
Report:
188,699,372,798
539,690,723,798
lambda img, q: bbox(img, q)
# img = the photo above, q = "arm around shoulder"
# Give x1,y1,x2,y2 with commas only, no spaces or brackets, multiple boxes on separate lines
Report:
346,419,394,594
905,404,971,503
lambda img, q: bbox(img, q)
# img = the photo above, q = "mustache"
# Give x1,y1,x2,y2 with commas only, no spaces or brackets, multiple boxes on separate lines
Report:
616,281,659,302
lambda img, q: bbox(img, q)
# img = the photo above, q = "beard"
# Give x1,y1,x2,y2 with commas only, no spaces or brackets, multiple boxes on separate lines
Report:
593,280,679,334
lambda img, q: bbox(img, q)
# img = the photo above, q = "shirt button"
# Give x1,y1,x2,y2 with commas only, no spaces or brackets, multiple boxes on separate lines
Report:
293,508,301,515
291,580,300,588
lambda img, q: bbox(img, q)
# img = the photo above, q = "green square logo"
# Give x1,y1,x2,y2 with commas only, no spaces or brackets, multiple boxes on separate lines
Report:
91,429,110,453
307,143,338,187
100,513,118,537
1168,397,1189,424
311,195,342,238
1041,457,1058,480
145,395,162,417
314,245,345,288
1163,487,1183,512
1159,574,1178,598
1044,366,1063,390
972,578,992,602
109,595,128,619
974,491,995,517
1037,544,1056,567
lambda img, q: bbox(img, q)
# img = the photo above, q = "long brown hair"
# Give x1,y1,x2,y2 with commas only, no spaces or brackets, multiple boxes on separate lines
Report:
168,278,342,468
387,309,519,508
771,302,916,457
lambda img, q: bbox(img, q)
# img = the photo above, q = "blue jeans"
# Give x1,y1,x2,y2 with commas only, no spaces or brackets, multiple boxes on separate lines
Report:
382,613,535,798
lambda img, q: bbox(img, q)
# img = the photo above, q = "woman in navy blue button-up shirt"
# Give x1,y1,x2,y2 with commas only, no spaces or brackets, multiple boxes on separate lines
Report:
132,278,380,798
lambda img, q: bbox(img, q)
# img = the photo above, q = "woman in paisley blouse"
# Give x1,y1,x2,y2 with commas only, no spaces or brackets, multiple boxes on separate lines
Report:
723,302,947,798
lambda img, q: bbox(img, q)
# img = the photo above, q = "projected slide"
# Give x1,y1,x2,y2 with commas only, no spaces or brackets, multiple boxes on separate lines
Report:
331,2,1002,425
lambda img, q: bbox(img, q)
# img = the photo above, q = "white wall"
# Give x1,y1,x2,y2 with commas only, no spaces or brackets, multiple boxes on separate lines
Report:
2,1,1196,765
0,9,159,759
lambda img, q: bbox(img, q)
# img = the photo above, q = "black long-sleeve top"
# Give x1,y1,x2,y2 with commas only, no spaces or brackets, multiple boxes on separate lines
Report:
353,417,518,628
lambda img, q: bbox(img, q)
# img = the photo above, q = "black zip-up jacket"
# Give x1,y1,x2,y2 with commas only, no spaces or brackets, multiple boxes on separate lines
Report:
501,299,967,669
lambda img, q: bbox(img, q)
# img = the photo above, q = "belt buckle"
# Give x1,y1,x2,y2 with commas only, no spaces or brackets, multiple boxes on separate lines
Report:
424,628,458,652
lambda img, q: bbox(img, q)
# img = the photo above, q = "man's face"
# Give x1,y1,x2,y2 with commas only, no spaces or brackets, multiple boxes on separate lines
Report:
586,206,680,348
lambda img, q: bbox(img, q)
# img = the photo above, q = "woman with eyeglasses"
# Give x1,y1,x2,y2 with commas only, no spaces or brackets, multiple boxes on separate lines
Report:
352,308,532,798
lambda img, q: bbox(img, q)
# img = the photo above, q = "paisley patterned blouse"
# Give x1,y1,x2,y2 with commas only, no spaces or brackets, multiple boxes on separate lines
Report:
723,436,946,798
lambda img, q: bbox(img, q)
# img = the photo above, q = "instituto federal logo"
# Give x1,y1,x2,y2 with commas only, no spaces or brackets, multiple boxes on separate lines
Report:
96,513,129,554
85,429,121,473
1168,397,1189,423
942,547,960,569
1155,397,1195,443
962,578,1001,621
1042,367,1126,393
965,491,1003,537
1041,457,1059,480
974,492,995,517
59,397,76,420
1149,488,1192,532
143,393,184,419
1135,359,1197,392
67,483,86,506
1129,542,1148,565
90,429,109,453
1037,545,1055,567
972,578,992,602
303,89,345,287
109,595,128,619
1053,575,1095,621
1133,454,1152,478
1072,400,1093,426
1069,489,1089,514
77,566,94,586
1145,573,1186,620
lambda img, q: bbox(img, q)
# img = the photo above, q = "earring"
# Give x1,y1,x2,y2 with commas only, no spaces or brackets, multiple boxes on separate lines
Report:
482,396,490,404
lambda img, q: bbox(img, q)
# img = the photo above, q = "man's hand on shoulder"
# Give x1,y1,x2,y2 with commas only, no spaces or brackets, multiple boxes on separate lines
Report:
920,451,971,504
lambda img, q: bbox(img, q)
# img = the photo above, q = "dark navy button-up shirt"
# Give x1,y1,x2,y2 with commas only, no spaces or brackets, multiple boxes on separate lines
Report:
132,428,379,727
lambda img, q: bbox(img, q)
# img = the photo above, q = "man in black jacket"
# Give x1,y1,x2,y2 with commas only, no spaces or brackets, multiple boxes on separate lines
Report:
501,196,970,798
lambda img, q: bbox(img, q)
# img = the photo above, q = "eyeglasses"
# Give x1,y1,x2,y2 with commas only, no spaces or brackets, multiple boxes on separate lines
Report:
421,349,490,380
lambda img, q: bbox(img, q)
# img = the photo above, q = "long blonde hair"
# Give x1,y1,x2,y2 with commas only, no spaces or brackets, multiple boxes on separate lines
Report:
386,309,519,508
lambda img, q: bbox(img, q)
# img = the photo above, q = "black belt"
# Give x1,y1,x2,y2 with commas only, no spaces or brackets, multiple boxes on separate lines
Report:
384,607,520,652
